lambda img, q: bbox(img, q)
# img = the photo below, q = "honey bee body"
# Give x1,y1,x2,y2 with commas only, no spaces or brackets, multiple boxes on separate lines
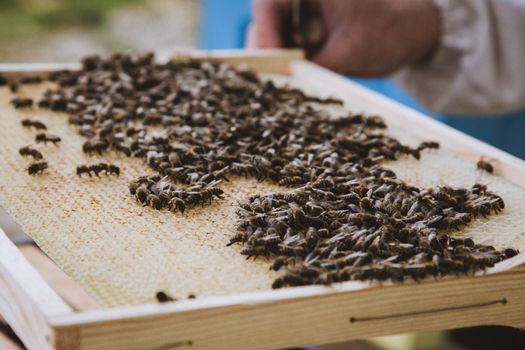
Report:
19,146,43,160
35,133,61,146
28,161,48,175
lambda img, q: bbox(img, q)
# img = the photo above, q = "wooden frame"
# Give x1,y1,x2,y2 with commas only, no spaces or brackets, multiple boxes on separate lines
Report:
1,49,525,350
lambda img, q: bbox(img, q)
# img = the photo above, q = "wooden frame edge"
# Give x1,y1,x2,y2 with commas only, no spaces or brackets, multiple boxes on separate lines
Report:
49,267,525,350
0,229,73,350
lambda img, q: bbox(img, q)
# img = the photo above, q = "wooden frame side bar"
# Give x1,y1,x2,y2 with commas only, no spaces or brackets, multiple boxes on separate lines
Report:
0,229,72,350
290,61,525,188
50,266,525,350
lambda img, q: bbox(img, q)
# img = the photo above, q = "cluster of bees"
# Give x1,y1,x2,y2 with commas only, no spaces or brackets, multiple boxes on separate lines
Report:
129,175,223,213
5,75,123,180
4,74,57,176
16,114,57,175
237,179,514,288
6,52,515,286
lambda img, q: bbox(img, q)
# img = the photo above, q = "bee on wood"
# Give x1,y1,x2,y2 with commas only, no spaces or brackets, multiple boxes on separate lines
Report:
270,257,288,271
19,146,43,160
27,161,48,175
227,232,246,246
477,158,494,174
278,176,304,187
21,119,47,130
417,141,440,151
19,75,43,84
10,97,33,109
35,133,61,146
135,185,151,205
82,139,109,154
89,163,109,176
168,197,186,214
107,164,120,176
271,277,285,289
147,194,164,210
155,291,175,303
76,165,91,177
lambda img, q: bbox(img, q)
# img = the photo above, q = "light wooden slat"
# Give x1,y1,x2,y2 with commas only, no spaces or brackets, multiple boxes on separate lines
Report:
0,49,304,78
290,60,525,188
0,229,73,350
19,245,100,312
0,63,81,78
174,49,305,74
49,266,525,350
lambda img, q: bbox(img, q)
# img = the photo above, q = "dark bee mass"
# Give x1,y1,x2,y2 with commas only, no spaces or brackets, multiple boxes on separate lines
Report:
11,97,33,109
19,145,43,160
18,75,43,85
27,161,48,175
21,118,47,130
30,53,517,287
477,159,494,174
35,133,61,146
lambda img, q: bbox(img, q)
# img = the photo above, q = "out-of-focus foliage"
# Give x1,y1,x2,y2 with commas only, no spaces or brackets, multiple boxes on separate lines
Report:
0,0,143,35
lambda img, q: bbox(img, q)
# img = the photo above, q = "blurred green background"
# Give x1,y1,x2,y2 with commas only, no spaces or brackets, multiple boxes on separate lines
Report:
0,0,199,62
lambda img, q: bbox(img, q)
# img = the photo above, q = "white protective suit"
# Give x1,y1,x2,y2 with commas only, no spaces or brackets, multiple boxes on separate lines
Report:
396,0,525,116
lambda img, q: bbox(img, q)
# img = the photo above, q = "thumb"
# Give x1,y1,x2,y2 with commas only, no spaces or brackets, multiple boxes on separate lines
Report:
246,0,293,48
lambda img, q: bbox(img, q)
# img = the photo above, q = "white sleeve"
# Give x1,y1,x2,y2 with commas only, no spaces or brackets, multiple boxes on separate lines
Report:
394,0,525,116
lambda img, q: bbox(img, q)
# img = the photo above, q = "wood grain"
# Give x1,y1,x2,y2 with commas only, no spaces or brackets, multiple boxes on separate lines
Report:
49,266,525,350
19,245,100,312
0,229,72,350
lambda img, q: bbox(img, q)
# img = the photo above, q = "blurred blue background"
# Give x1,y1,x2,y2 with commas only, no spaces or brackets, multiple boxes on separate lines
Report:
199,0,525,159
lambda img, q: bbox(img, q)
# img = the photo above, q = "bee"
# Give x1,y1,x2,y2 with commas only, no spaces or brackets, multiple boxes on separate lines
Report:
227,232,246,246
19,75,43,84
35,133,61,146
27,161,48,175
477,158,494,174
135,185,150,205
21,119,47,130
147,194,164,210
417,141,440,151
271,277,285,289
269,257,288,271
76,165,91,177
107,164,120,176
19,146,43,160
168,197,186,214
278,176,304,187
10,97,33,109
9,82,19,93
82,139,109,154
90,163,108,176
155,291,175,303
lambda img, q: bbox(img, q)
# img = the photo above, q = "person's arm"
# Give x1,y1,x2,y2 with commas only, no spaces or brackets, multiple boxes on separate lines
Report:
247,0,525,116
396,0,525,116
247,0,442,76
